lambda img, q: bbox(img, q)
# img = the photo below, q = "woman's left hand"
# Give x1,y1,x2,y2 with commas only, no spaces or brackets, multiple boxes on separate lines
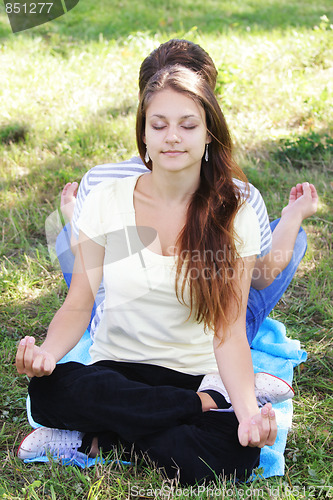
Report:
238,403,277,448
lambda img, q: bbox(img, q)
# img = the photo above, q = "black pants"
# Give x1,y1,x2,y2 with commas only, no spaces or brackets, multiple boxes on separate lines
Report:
29,361,260,485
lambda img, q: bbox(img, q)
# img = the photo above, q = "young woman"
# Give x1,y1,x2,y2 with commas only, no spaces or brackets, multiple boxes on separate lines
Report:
58,39,317,346
17,65,279,484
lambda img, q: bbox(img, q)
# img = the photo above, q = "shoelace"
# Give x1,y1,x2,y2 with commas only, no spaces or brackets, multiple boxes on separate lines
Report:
43,434,82,458
45,445,80,459
256,395,272,407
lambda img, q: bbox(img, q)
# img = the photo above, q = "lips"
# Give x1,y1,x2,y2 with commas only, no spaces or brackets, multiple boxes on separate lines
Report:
162,150,185,156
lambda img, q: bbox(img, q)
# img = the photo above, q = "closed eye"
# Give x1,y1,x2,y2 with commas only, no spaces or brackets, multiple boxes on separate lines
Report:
152,125,166,130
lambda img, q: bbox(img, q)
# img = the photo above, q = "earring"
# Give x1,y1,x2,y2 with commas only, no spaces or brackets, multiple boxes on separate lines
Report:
145,147,150,163
205,144,209,162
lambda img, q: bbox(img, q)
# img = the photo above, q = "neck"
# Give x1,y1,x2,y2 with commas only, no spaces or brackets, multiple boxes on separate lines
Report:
147,169,201,205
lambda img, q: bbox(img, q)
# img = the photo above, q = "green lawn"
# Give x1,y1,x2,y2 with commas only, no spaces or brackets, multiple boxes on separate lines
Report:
0,1,332,498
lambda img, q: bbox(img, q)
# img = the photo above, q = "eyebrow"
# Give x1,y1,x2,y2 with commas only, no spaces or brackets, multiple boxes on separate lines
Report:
150,114,200,119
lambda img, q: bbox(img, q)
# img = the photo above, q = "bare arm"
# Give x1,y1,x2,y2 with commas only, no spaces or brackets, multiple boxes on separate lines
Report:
60,182,79,256
252,182,318,290
16,231,104,377
69,228,79,256
214,256,277,447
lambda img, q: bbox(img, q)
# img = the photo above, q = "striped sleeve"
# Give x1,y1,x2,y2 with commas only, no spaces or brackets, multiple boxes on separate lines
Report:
248,183,272,257
234,179,272,258
72,158,148,239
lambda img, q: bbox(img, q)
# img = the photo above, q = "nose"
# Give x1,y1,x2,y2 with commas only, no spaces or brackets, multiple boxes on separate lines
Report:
165,127,181,144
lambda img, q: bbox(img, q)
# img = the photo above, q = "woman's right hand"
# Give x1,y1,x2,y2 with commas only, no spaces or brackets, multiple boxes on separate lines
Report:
16,336,56,378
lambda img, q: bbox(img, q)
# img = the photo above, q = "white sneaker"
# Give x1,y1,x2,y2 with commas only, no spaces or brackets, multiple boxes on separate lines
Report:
17,427,84,460
198,373,231,402
198,372,294,407
254,372,295,406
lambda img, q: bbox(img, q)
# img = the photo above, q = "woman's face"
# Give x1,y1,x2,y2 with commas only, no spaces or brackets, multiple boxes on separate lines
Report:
144,88,211,176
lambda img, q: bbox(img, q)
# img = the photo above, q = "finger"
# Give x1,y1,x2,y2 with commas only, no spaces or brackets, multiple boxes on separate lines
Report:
32,353,47,377
16,337,29,373
295,183,304,198
266,409,278,446
41,354,54,376
16,336,35,372
302,181,311,196
42,356,52,376
248,421,261,448
289,186,297,202
238,428,250,447
22,336,36,370
309,184,319,202
262,402,273,412
260,404,271,435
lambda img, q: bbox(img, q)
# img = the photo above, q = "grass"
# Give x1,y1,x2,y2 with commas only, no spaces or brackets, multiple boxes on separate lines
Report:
0,0,332,498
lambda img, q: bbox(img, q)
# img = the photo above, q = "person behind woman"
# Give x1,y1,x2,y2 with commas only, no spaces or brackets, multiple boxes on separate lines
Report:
59,39,318,346
17,65,278,484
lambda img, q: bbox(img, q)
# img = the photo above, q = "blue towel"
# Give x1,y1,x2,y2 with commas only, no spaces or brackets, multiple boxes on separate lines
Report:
251,317,307,478
26,317,306,476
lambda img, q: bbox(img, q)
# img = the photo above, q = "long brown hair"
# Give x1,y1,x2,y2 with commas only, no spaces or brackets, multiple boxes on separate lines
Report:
136,66,248,337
